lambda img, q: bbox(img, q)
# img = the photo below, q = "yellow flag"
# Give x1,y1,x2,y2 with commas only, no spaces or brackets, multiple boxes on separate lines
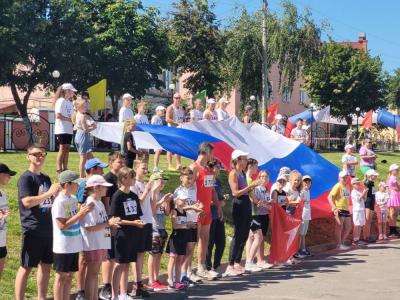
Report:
88,79,107,111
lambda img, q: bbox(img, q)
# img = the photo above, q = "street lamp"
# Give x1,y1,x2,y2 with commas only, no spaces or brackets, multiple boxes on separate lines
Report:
310,102,315,149
250,95,256,102
356,107,360,147
169,83,175,102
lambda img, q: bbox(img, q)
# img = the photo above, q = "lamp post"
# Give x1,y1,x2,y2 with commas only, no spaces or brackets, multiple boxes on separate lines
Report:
310,102,315,149
356,106,360,147
169,83,175,102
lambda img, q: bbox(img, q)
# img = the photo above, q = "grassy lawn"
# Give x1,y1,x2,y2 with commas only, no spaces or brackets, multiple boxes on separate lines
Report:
0,150,398,299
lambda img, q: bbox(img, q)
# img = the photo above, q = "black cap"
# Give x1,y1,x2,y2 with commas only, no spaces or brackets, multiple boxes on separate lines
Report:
0,163,16,176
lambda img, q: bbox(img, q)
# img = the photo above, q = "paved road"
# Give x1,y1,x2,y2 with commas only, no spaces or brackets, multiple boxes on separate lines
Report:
151,240,400,300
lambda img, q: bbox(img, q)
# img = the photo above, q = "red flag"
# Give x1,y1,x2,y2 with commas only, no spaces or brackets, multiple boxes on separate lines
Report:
361,110,373,129
267,103,279,124
269,203,302,265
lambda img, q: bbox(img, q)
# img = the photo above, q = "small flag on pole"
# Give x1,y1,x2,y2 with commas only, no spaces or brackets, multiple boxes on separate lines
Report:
88,79,107,112
361,110,373,129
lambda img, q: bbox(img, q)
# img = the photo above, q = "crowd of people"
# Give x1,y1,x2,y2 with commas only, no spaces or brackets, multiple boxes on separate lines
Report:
0,84,399,300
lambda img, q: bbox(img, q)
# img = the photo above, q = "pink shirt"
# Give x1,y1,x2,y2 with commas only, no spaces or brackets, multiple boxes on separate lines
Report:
359,146,375,167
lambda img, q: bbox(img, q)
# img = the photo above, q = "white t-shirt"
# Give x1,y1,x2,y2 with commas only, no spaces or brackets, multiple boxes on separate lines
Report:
174,185,198,223
151,115,163,125
203,109,218,121
375,191,389,206
81,196,111,251
51,192,83,254
119,106,134,123
254,186,271,215
271,124,285,135
301,189,312,221
54,97,74,134
131,181,153,224
190,109,203,121
351,189,365,212
134,113,149,125
0,191,8,247
216,108,229,121
341,154,357,177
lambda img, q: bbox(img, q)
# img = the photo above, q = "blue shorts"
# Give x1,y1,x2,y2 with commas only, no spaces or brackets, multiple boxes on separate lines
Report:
74,130,92,154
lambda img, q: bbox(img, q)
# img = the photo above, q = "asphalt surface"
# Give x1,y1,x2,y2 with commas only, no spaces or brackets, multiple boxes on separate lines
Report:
150,239,400,300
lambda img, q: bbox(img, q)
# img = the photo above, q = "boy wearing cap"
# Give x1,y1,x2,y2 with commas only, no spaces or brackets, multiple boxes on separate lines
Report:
190,99,203,122
55,83,76,173
328,171,352,250
52,170,93,300
0,163,16,278
350,177,368,246
119,94,134,123
342,144,358,178
15,144,61,300
151,106,166,172
203,99,218,121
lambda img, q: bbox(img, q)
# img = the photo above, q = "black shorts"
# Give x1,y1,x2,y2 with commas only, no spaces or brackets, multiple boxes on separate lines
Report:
0,246,7,259
53,253,79,273
250,215,269,236
186,227,198,243
338,210,351,217
137,223,153,253
107,236,115,260
21,233,53,267
151,229,168,255
166,229,187,256
365,200,375,211
56,134,73,145
114,232,138,263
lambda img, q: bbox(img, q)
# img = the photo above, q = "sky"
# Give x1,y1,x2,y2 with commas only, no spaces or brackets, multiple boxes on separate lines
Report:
142,0,400,73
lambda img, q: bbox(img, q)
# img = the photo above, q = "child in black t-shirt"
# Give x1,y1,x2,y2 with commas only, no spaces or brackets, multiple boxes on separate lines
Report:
110,167,144,300
122,120,139,168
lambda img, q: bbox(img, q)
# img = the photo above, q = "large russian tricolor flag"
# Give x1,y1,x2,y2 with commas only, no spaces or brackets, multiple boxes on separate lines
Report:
92,117,338,218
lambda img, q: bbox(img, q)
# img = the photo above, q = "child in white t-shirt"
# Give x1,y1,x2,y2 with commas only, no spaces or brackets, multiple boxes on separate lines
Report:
375,182,389,240
81,175,121,300
52,170,93,300
341,144,358,177
0,163,16,278
297,175,313,257
351,178,368,245
134,101,150,163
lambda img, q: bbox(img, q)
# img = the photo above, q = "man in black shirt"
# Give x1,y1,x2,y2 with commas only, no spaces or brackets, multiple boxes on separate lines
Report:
15,144,60,300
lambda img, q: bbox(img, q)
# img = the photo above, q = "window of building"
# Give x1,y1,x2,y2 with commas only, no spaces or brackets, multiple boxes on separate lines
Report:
282,87,291,103
300,90,308,105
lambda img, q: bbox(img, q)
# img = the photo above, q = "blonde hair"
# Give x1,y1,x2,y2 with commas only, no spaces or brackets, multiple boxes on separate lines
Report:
118,167,136,186
289,170,303,192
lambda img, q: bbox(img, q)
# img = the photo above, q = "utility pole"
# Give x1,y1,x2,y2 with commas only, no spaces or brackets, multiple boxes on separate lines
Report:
261,0,269,126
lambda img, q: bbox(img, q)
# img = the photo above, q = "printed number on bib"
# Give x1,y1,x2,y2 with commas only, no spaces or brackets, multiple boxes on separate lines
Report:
123,200,137,216
277,195,286,205
204,175,214,188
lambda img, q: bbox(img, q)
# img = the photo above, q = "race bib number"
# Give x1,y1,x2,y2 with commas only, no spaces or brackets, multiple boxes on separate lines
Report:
343,189,350,200
204,175,214,188
64,202,78,218
277,195,286,205
123,199,137,216
38,183,53,209
371,187,375,195
176,216,187,225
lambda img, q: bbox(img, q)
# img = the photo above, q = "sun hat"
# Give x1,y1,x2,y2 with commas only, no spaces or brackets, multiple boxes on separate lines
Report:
389,164,399,172
85,175,112,188
366,169,379,177
59,170,83,185
61,83,77,92
231,149,249,160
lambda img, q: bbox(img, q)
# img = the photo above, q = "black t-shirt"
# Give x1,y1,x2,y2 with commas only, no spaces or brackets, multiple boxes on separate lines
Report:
18,170,53,237
365,180,376,204
104,172,118,200
123,132,136,160
111,189,142,236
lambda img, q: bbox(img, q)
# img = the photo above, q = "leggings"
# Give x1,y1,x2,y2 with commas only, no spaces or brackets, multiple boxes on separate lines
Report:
229,196,252,265
206,218,226,270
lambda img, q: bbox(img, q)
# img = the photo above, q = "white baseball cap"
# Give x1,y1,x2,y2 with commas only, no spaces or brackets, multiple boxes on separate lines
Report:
206,98,216,104
86,175,113,188
61,83,77,92
231,149,249,160
351,178,361,184
277,175,287,182
389,164,399,172
344,144,354,150
122,93,133,99
366,169,379,177
218,97,230,104
338,171,348,178
275,114,283,120
155,105,166,111
302,175,312,181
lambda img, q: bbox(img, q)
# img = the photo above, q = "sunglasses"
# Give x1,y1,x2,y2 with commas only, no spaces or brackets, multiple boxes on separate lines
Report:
29,152,47,158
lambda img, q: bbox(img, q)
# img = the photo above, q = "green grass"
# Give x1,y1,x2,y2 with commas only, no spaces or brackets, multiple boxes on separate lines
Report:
0,150,398,299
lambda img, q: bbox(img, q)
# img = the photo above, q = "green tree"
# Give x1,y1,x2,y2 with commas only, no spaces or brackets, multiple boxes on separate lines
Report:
386,68,400,113
302,42,387,120
168,0,223,95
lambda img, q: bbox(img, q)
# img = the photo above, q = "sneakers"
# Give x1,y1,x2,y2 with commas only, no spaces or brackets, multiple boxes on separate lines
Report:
189,271,203,283
181,276,196,287
118,294,135,300
150,280,168,291
223,265,243,277
234,264,246,274
383,234,388,240
168,282,186,291
75,291,86,300
336,244,350,250
378,234,384,240
208,268,221,278
304,249,312,257
294,250,307,259
99,285,112,300
256,261,273,269
244,262,263,272
196,268,217,280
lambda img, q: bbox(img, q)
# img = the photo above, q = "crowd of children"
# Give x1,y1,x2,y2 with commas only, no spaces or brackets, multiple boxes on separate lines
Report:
0,140,399,300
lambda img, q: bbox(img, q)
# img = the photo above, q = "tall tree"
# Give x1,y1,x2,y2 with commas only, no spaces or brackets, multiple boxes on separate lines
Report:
168,0,223,95
302,42,387,120
386,68,400,113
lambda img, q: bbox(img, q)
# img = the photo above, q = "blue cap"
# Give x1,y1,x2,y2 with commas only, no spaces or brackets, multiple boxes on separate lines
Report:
84,158,108,170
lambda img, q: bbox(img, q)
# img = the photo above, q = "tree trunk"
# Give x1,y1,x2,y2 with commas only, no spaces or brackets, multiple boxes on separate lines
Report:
111,94,119,119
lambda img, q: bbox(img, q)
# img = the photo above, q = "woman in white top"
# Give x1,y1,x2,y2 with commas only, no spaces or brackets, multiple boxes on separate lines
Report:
166,93,185,170
73,99,97,178
216,98,230,121
190,99,203,122
54,83,76,173
151,106,166,172
203,99,218,121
